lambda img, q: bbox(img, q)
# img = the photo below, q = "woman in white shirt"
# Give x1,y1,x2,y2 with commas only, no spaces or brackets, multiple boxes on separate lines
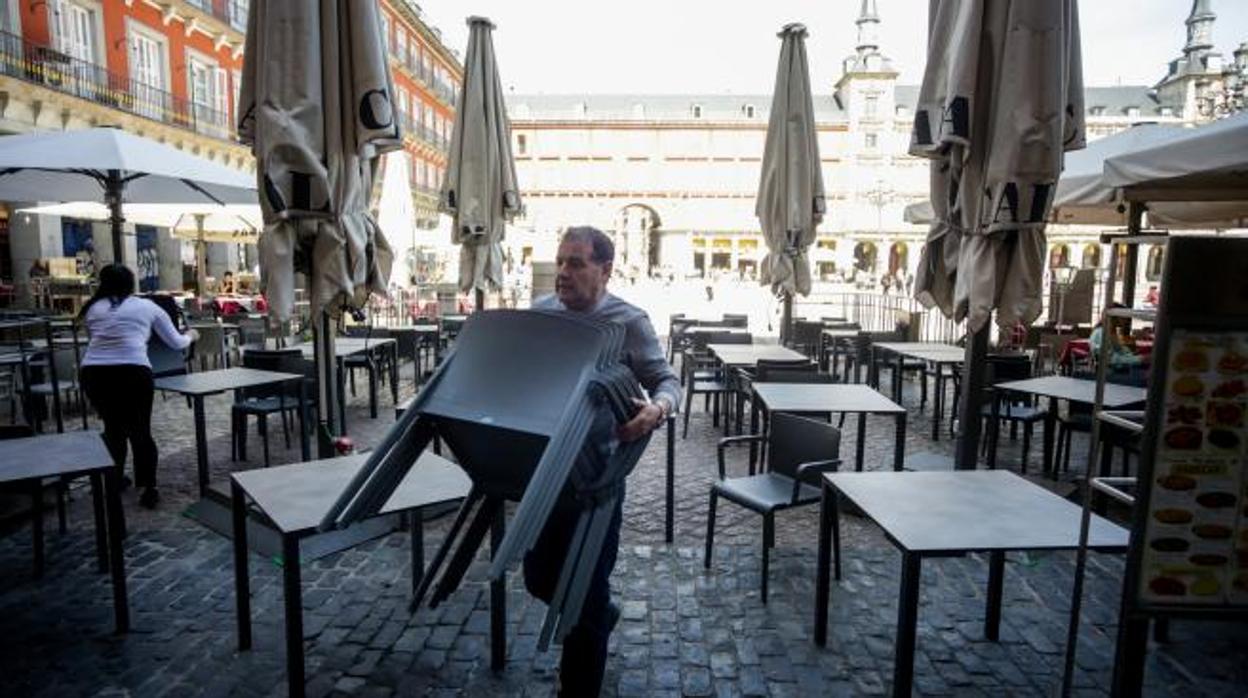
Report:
80,264,197,508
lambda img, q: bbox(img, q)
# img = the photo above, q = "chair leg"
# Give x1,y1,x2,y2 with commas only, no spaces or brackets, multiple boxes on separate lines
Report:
919,368,928,412
259,416,270,468
682,386,693,439
281,408,291,449
56,479,68,534
1021,423,1032,475
761,514,774,604
704,492,717,569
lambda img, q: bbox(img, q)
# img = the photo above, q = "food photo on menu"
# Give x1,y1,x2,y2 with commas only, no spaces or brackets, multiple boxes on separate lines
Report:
1141,332,1248,605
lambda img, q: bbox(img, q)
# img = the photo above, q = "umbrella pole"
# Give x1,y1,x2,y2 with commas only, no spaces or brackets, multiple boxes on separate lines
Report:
475,288,485,312
195,215,208,299
105,170,125,264
953,323,990,470
313,310,338,458
780,292,793,346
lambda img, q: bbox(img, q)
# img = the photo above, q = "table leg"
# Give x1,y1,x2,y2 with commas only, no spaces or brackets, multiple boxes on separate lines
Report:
390,344,399,406
336,357,348,436
282,535,305,697
988,391,1001,470
1043,397,1057,478
893,553,922,697
749,400,761,472
855,413,866,472
104,466,129,634
894,413,907,472
193,395,209,497
297,380,311,462
665,415,675,544
410,510,425,597
368,355,379,420
232,481,252,651
894,353,903,404
985,551,1005,641
490,506,506,672
90,471,107,573
30,478,44,578
932,363,943,442
814,479,833,647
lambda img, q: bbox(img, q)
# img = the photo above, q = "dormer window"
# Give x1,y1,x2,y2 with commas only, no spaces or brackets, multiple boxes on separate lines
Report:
1160,106,1174,117
692,104,703,119
1125,106,1141,117
743,104,756,118
1090,106,1106,116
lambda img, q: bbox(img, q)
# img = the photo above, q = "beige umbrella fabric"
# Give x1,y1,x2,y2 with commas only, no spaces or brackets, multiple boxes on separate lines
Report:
238,0,401,320
441,17,522,295
756,23,825,300
909,0,1084,332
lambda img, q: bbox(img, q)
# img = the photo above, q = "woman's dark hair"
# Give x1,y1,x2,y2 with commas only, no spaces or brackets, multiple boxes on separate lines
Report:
79,264,136,319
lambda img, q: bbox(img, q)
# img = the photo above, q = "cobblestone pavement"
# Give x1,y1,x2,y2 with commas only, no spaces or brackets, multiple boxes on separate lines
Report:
1,363,1245,697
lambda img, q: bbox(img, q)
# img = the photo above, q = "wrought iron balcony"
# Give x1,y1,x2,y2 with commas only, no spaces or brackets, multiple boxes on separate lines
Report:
399,114,449,151
0,30,234,142
182,0,249,34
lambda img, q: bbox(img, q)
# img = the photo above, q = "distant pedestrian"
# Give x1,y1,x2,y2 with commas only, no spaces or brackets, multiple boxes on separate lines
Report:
79,264,197,508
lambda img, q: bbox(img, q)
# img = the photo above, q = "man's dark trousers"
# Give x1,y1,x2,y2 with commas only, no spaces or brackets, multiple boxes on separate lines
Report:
523,495,623,697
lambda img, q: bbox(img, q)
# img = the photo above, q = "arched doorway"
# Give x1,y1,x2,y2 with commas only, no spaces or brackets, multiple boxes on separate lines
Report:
1145,245,1164,281
853,241,878,273
888,241,909,276
1049,243,1071,269
1081,243,1101,269
614,204,661,277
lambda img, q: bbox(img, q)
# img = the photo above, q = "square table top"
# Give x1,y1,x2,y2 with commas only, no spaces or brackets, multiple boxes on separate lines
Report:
874,342,965,363
233,451,471,535
995,375,1147,408
825,470,1129,554
753,382,906,415
821,329,860,339
708,344,807,367
0,430,115,482
292,336,396,360
154,367,304,396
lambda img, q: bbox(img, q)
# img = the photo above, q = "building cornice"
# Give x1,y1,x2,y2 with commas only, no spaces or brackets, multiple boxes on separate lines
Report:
386,0,463,80
134,0,245,60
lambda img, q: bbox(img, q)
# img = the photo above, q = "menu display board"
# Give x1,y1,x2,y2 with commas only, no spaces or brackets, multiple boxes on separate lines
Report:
1139,330,1248,605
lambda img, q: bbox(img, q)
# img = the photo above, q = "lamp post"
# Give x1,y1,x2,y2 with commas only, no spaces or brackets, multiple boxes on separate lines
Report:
1053,265,1077,332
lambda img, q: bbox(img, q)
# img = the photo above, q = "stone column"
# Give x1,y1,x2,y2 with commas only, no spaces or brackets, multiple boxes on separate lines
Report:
8,207,64,306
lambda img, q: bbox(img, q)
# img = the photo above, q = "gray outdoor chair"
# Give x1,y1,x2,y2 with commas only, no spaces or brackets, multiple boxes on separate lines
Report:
704,412,841,603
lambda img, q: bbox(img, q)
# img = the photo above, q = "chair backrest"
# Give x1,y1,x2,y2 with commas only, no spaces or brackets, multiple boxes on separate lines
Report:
148,340,188,378
49,346,79,384
793,320,824,347
759,368,836,384
754,359,817,382
238,316,268,346
707,331,751,345
986,353,1032,384
720,313,748,328
767,412,841,483
194,324,227,358
240,348,303,400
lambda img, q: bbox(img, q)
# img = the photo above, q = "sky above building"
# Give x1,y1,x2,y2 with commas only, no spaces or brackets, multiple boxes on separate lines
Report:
419,0,1248,93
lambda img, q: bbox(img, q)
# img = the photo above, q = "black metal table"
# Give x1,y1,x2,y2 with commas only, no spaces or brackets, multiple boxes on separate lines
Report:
155,368,309,496
709,344,809,435
231,451,472,698
0,431,128,632
386,324,439,382
991,376,1147,476
293,337,399,433
872,342,965,441
751,382,906,472
814,470,1129,697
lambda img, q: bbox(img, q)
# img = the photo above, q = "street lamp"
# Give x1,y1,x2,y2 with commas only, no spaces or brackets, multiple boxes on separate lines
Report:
1052,265,1077,332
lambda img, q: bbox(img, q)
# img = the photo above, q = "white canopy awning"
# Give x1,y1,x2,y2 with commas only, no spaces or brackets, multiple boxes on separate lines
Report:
16,202,262,242
1103,111,1248,203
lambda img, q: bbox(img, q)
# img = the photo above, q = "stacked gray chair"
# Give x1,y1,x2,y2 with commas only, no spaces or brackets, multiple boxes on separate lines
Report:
321,309,652,650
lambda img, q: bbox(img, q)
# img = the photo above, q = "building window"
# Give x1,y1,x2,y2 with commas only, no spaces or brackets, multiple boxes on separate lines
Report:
396,26,407,62
865,133,877,149
632,103,645,119
1160,106,1174,117
743,104,755,118
1125,106,1141,118
127,23,168,119
864,94,878,117
516,134,526,155
379,12,390,50
53,0,101,64
1090,106,1105,116
187,51,228,132
692,104,702,119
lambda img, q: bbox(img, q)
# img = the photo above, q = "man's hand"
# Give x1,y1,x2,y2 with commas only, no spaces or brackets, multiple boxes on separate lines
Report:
617,398,665,442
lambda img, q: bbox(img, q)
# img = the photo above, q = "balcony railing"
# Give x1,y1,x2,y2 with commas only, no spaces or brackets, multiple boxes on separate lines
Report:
0,30,233,142
399,114,449,151
183,0,249,33
391,51,458,107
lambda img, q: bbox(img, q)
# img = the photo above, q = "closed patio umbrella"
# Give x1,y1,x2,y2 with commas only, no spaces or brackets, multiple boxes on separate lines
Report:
239,0,401,454
0,128,255,263
909,0,1085,474
757,23,825,344
441,17,522,308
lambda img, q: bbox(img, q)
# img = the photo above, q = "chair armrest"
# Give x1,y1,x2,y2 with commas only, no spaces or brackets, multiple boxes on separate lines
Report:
792,459,842,503
717,434,766,479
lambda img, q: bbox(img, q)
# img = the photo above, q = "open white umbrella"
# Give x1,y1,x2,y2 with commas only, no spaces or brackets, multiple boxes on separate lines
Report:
1103,110,1248,196
0,128,255,262
757,23,825,343
442,17,522,306
17,201,261,294
239,0,401,454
